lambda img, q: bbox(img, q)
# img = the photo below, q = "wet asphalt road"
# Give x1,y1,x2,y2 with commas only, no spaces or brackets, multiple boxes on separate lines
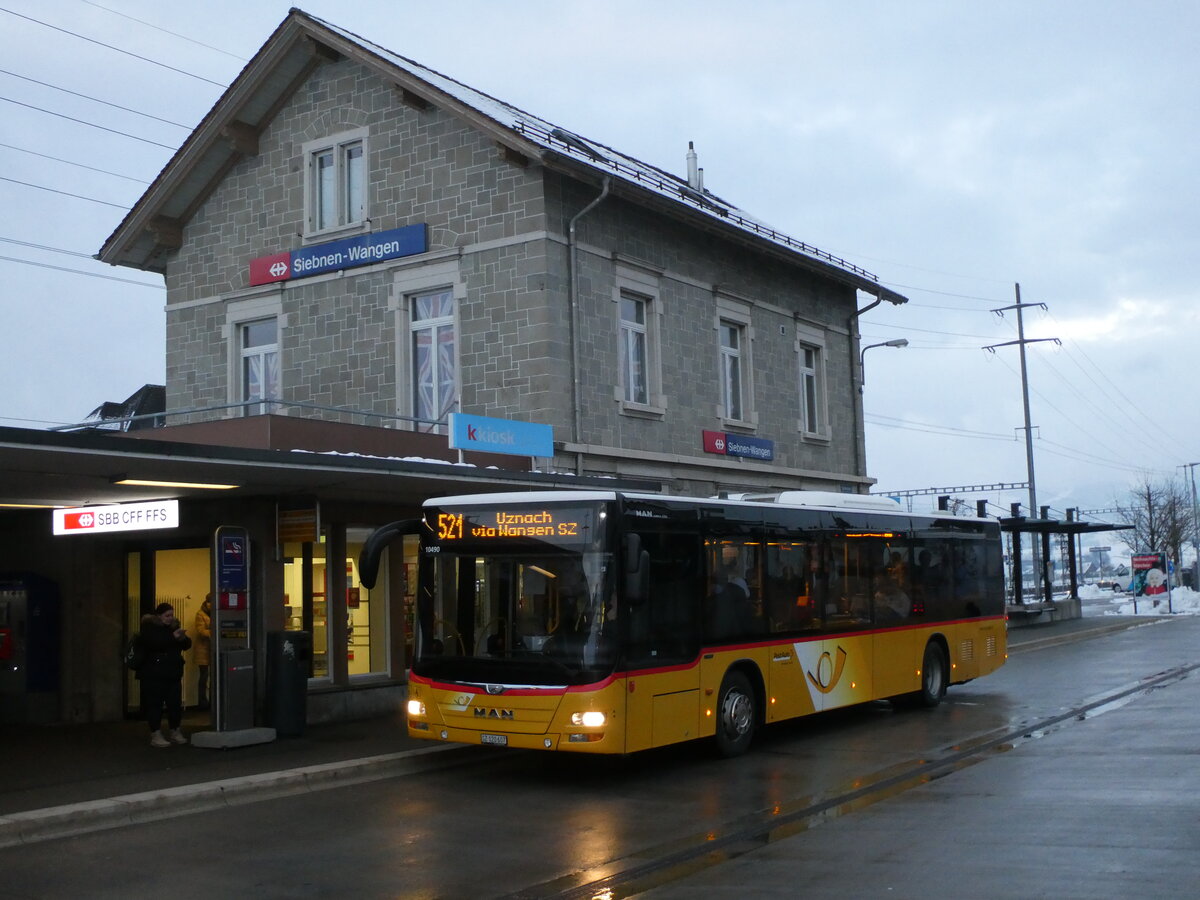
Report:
0,616,1195,899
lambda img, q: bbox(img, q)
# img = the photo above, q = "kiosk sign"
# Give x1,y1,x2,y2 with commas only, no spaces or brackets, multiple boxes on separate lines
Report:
448,413,553,458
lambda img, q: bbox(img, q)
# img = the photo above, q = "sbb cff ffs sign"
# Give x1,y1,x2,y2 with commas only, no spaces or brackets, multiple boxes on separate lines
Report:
53,501,180,535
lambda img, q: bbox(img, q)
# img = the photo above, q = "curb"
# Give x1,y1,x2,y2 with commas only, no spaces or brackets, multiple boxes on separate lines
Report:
1009,617,1166,653
0,743,484,849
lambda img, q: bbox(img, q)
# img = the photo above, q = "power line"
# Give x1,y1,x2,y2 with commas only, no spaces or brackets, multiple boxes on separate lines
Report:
80,0,245,61
0,236,93,258
988,351,1155,477
1036,436,1148,474
0,141,149,183
1034,440,1156,476
1045,309,1192,459
0,6,226,87
0,253,162,288
989,308,1185,470
0,95,176,149
0,67,192,128
0,174,128,207
868,320,1002,340
878,280,1006,304
864,413,1016,442
992,351,1134,467
905,300,1003,312
0,414,79,427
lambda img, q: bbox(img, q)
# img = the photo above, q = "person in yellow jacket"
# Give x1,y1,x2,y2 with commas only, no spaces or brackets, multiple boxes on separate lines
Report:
194,595,213,711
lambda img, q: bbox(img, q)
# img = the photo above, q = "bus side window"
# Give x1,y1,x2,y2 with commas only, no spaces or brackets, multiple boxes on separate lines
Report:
703,539,764,642
874,544,913,624
765,541,818,632
625,531,700,667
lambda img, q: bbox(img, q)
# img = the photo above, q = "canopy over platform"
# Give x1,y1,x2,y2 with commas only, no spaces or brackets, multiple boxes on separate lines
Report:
999,505,1132,608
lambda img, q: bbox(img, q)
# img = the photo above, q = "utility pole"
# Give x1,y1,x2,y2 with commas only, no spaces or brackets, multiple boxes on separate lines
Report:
1182,463,1200,589
984,283,1060,602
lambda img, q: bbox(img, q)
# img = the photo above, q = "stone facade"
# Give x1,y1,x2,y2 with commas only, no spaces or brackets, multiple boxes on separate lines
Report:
160,51,868,498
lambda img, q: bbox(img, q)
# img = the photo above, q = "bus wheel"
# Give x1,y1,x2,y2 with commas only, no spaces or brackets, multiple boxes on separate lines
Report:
918,642,948,708
715,671,756,757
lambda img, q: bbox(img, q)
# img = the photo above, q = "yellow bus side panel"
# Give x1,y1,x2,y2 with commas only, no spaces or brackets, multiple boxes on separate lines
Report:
405,619,1006,754
873,627,923,698
624,667,700,753
792,634,873,712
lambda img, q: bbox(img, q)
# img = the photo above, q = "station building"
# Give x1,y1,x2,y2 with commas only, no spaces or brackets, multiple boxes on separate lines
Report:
0,9,905,726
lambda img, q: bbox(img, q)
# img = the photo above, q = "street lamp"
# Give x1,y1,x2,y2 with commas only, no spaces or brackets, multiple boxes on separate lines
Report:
859,338,908,393
1185,462,1200,590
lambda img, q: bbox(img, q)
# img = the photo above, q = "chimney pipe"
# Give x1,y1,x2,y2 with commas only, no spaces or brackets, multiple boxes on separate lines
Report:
687,141,699,189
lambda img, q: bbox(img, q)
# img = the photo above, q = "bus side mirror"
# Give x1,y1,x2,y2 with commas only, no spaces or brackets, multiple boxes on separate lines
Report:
625,533,650,604
358,519,422,589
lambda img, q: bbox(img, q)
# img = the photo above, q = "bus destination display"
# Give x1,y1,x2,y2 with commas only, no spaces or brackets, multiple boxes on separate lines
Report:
433,506,598,546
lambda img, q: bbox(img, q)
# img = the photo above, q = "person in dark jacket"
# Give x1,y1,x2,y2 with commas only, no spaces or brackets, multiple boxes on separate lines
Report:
138,602,192,748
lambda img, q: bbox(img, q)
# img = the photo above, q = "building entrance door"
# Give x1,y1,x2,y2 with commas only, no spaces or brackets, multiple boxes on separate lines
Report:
124,547,211,717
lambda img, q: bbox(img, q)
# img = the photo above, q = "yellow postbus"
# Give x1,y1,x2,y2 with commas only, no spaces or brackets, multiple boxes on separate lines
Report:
359,490,1007,757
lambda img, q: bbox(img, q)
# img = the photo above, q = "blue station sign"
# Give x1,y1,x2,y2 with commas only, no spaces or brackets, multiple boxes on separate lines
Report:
249,224,427,285
702,429,775,461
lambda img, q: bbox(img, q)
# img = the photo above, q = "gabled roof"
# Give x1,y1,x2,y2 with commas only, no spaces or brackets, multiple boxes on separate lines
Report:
78,384,165,432
98,8,905,303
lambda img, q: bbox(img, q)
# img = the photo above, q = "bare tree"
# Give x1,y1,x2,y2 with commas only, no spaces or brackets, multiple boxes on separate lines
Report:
1117,474,1194,565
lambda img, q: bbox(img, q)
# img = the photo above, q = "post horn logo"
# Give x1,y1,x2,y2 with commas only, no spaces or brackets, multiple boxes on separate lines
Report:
806,646,848,694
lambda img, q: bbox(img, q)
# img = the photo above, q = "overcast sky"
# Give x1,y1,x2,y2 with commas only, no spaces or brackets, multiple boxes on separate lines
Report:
2,0,1197,530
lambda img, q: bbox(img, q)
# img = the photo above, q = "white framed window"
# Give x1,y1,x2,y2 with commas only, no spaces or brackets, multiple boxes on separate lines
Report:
240,319,280,416
795,324,830,440
715,297,756,428
620,292,649,404
613,266,666,417
719,320,744,421
225,294,285,417
303,128,367,237
392,259,464,435
410,288,458,433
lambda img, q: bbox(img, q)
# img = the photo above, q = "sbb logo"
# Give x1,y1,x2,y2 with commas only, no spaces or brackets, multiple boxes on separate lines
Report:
714,437,726,452
65,511,95,530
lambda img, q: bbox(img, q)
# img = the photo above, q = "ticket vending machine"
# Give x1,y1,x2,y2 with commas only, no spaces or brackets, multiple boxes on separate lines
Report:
212,525,255,732
0,574,61,724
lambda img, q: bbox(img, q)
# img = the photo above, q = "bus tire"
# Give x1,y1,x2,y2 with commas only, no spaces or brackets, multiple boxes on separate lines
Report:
714,670,757,757
917,641,948,708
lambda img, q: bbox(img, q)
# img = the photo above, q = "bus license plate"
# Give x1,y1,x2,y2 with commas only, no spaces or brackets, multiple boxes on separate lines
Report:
480,733,507,746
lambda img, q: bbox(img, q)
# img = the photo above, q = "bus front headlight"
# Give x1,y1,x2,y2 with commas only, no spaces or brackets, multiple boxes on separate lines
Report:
407,699,426,717
571,710,606,728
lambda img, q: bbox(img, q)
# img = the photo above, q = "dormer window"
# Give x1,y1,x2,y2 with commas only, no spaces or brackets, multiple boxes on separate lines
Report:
303,128,367,237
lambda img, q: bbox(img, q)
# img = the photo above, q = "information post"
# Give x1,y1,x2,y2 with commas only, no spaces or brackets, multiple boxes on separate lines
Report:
213,526,254,733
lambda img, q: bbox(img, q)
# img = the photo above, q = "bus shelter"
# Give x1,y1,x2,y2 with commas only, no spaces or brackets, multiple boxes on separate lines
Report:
999,505,1131,609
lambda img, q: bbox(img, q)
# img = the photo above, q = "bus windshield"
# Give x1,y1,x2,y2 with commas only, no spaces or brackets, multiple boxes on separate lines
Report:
415,502,616,686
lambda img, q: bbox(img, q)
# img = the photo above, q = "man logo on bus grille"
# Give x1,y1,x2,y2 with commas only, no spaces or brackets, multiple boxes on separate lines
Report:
806,646,848,694
474,707,514,720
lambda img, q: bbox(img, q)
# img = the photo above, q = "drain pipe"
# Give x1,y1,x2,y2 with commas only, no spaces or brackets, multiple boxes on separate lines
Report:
847,294,883,480
567,176,611,475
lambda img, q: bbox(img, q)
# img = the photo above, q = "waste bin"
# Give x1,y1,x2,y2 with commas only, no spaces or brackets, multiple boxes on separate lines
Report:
266,630,310,736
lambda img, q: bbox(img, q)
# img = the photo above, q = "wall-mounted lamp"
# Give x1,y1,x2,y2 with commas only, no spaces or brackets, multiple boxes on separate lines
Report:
859,338,909,393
